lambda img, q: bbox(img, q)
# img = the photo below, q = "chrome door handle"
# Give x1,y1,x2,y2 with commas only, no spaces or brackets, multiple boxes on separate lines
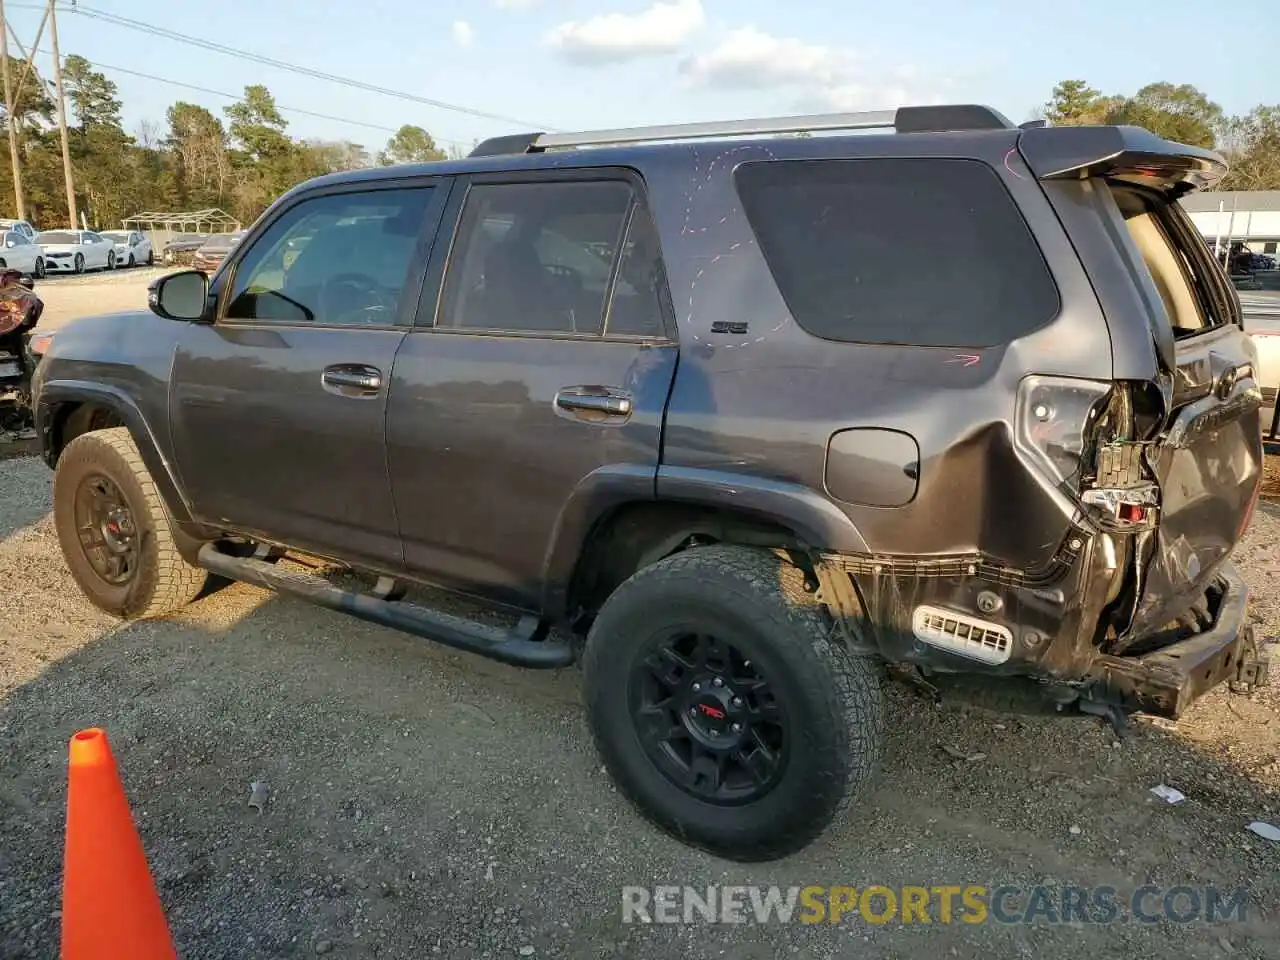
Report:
554,389,632,416
321,365,382,396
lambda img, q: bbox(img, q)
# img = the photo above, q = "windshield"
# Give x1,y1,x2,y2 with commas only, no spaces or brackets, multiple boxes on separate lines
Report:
38,231,79,244
200,232,245,251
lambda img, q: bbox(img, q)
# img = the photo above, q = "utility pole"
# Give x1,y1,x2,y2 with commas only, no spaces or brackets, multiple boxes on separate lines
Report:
0,0,25,219
48,0,75,227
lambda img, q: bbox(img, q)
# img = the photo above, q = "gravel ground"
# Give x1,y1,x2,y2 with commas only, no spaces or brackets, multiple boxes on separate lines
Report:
0,452,1276,960
32,265,168,332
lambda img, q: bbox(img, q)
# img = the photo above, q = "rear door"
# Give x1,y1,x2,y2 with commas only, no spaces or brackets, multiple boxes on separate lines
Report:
1108,184,1264,635
385,170,678,610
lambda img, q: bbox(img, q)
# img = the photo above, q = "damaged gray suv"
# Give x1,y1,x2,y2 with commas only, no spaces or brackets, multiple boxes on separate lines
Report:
32,104,1271,861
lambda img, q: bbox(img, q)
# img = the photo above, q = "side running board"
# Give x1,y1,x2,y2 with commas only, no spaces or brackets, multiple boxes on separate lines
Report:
197,544,574,669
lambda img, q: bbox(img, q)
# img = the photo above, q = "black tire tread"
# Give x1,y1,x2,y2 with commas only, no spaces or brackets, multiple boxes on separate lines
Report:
55,427,206,619
583,544,884,860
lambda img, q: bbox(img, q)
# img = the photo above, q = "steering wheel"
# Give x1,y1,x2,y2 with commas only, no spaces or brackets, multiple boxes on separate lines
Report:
320,272,392,324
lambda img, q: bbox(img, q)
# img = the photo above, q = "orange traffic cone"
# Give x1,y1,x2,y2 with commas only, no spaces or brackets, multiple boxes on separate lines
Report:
61,728,177,960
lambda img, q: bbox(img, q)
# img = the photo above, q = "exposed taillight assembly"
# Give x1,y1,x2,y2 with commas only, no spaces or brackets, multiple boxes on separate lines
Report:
1013,375,1113,495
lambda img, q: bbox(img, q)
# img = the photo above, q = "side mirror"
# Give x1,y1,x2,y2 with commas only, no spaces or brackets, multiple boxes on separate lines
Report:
148,270,209,321
4,240,14,248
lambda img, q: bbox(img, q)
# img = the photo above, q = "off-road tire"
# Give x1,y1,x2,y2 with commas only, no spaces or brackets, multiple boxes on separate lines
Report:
53,427,207,619
583,544,885,861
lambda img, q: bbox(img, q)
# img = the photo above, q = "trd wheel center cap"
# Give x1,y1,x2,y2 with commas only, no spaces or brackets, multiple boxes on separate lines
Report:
682,681,744,746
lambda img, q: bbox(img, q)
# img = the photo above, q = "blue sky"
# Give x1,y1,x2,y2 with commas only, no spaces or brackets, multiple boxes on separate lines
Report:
7,0,1278,155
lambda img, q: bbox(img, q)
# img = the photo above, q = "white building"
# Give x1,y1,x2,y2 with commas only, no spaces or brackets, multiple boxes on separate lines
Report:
1180,191,1280,257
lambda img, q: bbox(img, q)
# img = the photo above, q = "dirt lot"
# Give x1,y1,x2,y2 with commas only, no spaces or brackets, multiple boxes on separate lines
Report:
0,271,1278,959
31,265,169,332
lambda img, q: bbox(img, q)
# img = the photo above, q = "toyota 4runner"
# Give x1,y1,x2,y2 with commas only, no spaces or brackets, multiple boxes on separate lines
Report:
32,104,1271,861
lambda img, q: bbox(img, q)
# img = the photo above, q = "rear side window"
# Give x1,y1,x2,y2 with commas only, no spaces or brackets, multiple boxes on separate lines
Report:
438,180,637,336
735,158,1060,347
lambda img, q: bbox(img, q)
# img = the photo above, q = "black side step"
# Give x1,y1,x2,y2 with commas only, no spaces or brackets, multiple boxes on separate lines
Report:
196,544,574,669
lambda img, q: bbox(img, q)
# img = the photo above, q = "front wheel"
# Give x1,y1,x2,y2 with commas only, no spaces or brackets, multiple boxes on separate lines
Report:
127,253,135,267
34,257,44,278
74,253,84,274
106,251,116,270
146,249,154,265
53,427,208,619
582,544,885,862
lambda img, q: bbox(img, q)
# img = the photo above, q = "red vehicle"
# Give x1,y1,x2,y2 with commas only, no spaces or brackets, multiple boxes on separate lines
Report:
0,267,46,431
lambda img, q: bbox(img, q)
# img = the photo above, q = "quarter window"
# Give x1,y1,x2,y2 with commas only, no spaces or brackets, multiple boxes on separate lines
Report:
605,204,668,338
437,180,637,336
226,187,433,326
735,158,1061,347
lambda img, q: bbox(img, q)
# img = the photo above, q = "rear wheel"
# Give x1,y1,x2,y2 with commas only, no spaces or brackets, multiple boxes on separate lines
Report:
583,544,885,861
34,257,44,278
53,427,207,619
146,249,154,265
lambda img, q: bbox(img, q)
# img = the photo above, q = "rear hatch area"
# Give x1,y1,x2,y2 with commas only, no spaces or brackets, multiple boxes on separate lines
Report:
1106,182,1263,641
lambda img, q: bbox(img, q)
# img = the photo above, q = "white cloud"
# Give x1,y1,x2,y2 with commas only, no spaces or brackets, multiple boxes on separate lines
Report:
679,25,952,114
547,0,705,65
452,20,475,47
679,26,846,89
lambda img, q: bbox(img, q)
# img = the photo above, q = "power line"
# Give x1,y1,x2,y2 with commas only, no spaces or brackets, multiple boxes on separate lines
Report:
28,47,475,148
61,4,554,131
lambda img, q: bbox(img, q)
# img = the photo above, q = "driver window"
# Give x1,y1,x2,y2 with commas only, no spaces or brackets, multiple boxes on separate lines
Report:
225,187,433,326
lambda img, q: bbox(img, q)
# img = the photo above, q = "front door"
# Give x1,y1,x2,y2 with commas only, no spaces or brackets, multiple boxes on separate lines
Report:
169,181,447,569
386,174,679,609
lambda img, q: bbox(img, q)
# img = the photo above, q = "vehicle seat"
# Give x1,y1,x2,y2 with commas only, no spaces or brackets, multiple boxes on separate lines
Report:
474,238,569,331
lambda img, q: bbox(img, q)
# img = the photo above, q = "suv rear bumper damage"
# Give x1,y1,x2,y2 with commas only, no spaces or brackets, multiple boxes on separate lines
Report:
815,543,1270,719
1085,564,1269,718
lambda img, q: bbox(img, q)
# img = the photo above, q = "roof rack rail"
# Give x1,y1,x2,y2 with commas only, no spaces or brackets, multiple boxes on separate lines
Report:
468,105,1013,157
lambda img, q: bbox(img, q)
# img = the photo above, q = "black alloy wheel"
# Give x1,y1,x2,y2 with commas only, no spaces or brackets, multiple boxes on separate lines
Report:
631,630,787,804
73,473,138,586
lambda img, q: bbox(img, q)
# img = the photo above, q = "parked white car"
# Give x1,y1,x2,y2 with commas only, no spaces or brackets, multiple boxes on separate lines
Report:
0,218,38,243
100,229,153,268
36,229,116,273
0,228,45,277
1240,291,1280,412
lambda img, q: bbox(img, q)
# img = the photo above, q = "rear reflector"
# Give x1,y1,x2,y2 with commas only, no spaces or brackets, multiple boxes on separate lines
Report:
912,605,1013,665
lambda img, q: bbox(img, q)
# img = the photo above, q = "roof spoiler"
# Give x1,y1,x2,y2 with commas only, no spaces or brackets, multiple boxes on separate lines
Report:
1018,125,1227,195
